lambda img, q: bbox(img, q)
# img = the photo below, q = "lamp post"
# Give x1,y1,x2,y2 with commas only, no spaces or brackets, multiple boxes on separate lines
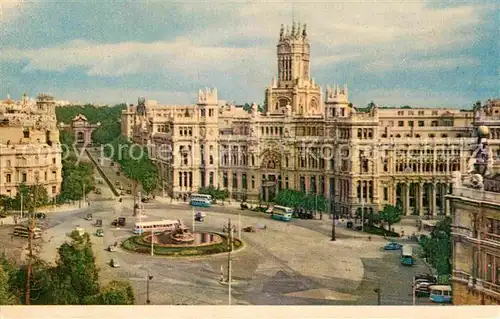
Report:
374,287,381,305
146,271,153,304
330,200,336,241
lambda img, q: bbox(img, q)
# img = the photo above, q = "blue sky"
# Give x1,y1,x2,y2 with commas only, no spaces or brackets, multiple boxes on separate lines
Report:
1,1,498,107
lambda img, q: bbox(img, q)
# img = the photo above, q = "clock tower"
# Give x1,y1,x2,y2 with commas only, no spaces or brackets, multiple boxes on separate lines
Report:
264,22,322,117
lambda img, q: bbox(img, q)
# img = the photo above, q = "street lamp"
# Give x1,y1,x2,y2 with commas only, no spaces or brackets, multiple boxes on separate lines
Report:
146,271,153,305
373,287,381,305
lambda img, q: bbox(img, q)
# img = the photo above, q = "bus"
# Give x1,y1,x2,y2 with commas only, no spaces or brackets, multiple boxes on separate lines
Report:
401,245,414,266
133,220,179,234
429,285,452,303
189,194,212,207
271,205,293,222
13,225,42,239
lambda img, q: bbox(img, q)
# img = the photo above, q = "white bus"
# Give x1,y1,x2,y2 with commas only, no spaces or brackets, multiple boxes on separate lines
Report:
13,225,42,239
190,194,212,207
133,220,179,234
271,205,293,221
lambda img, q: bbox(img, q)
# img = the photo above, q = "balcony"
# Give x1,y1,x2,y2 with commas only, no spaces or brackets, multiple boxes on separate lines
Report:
453,271,500,299
481,232,500,248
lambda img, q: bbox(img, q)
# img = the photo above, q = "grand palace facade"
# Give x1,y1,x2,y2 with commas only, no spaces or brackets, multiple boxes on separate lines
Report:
121,23,500,218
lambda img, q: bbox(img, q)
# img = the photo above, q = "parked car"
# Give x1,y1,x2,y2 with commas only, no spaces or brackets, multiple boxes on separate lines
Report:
126,189,132,194
110,258,120,268
95,219,102,227
94,188,101,195
35,212,46,219
414,273,437,283
384,242,403,250
85,213,93,221
240,202,249,210
141,197,150,203
346,221,353,228
108,245,117,252
414,282,433,296
95,228,104,237
114,181,120,186
112,217,126,227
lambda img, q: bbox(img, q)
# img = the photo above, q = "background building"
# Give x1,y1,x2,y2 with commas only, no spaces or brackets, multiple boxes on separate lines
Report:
121,22,499,219
448,127,500,305
0,93,63,198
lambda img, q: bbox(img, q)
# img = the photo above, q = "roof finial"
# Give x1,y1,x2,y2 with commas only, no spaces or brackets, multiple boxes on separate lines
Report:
280,24,284,40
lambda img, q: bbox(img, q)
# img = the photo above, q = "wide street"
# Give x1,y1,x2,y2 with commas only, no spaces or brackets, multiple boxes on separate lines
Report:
34,151,436,305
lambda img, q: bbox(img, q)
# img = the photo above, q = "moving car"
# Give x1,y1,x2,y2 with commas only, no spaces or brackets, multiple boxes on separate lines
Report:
108,245,117,252
110,258,120,268
414,281,433,296
384,242,402,250
95,228,104,237
85,213,93,221
194,211,205,222
95,219,102,227
111,217,126,227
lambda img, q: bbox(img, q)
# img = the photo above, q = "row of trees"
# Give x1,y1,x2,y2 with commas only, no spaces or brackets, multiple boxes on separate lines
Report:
57,131,95,203
198,186,229,203
0,230,134,305
55,104,126,145
0,184,51,213
419,216,452,276
274,189,327,212
106,136,159,196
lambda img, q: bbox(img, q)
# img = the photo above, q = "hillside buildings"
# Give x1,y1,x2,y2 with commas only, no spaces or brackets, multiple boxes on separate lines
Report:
0,94,63,198
448,128,500,305
121,22,499,219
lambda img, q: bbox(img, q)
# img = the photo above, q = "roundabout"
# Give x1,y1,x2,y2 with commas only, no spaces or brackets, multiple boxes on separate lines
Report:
123,229,243,257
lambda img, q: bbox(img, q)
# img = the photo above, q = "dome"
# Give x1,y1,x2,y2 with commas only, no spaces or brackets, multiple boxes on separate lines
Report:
478,125,489,137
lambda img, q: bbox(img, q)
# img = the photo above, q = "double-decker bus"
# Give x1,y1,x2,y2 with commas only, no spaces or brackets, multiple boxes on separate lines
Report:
133,220,179,234
13,225,42,239
271,205,293,221
189,194,212,207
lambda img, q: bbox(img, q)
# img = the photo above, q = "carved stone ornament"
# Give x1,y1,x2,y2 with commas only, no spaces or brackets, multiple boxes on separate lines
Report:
200,127,206,138
463,174,484,189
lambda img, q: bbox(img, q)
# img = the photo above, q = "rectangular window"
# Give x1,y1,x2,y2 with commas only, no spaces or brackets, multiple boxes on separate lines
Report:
6,174,11,183
22,173,27,183
52,186,56,194
23,129,30,138
418,121,424,127
408,121,414,127
418,111,425,116
384,187,388,201
398,121,404,127
242,174,247,190
397,111,404,116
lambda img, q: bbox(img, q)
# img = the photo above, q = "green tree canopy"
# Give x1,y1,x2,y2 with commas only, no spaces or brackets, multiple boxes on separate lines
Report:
274,189,327,212
419,216,452,276
379,205,403,230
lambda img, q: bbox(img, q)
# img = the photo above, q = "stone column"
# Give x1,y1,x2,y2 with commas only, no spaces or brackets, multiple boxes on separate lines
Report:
431,182,437,217
393,182,398,206
405,182,410,216
440,183,445,215
418,183,424,216
445,183,451,216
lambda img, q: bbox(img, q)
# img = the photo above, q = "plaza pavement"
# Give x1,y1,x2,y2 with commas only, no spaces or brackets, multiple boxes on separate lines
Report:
34,151,434,305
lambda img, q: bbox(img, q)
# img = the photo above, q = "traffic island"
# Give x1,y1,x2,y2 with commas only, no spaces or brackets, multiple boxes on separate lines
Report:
122,232,243,257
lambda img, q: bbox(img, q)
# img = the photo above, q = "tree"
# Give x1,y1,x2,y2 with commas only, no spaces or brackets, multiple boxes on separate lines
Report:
0,262,18,305
84,281,135,305
379,205,403,231
419,216,452,276
52,231,100,304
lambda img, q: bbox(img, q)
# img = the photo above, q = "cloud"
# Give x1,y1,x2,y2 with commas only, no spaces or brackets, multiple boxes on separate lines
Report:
364,56,480,72
355,88,476,108
56,88,195,105
0,1,496,106
0,0,33,23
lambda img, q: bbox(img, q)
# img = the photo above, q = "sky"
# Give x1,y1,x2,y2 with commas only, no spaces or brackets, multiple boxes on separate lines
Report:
0,0,498,108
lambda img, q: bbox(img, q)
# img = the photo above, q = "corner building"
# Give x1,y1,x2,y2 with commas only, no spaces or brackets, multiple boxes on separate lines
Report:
122,23,498,218
0,94,63,197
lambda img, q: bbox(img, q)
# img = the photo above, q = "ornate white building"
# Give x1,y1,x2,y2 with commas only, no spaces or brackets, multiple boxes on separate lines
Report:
121,23,499,218
0,94,63,197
